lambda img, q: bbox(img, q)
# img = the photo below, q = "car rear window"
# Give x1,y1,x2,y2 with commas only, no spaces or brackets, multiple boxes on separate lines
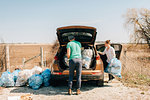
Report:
58,28,95,43
112,45,121,51
61,32,93,42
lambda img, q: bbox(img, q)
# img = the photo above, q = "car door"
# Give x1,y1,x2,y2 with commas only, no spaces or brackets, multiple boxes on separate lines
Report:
96,43,122,59
111,44,122,59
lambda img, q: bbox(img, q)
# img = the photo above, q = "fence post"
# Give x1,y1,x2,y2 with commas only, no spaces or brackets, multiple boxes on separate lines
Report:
22,58,25,67
40,47,44,68
44,51,46,67
5,45,10,71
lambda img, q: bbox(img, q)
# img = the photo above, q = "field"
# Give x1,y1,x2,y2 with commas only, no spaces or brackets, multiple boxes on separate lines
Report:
120,44,150,90
0,43,149,87
0,43,150,100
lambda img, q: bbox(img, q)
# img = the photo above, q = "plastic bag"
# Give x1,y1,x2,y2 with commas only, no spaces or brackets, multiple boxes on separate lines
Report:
41,69,51,86
63,54,69,66
105,58,122,78
82,56,92,69
109,58,121,68
15,69,33,86
28,74,43,90
0,71,15,87
82,48,93,58
82,48,93,69
12,69,21,82
31,66,43,75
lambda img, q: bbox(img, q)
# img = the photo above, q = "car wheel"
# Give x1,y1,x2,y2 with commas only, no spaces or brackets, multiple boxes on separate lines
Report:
96,79,104,87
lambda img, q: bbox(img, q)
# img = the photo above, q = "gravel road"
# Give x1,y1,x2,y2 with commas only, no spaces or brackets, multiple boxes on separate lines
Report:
0,79,150,100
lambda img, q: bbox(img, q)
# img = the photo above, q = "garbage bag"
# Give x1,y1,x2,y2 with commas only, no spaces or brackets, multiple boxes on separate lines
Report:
109,58,121,68
0,71,15,87
63,54,69,66
82,48,93,69
28,74,43,90
41,69,51,86
82,48,93,58
82,56,92,69
31,66,43,75
105,58,122,78
12,69,21,82
15,69,33,86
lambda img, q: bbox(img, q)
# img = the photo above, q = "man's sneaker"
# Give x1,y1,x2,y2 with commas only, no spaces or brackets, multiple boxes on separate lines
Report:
76,89,81,95
68,89,72,95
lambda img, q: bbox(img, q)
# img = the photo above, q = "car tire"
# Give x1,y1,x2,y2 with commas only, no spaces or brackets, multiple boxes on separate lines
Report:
96,79,104,87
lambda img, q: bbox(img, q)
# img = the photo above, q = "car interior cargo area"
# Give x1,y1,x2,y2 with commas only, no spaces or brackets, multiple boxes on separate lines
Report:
57,44,96,70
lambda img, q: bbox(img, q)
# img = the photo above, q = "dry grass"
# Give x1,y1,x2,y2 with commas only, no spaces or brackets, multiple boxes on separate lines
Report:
47,40,59,66
120,44,150,90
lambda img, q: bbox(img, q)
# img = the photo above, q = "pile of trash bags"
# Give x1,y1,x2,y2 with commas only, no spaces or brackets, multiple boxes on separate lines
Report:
16,66,43,86
28,69,51,90
0,66,51,90
82,48,93,69
105,58,122,78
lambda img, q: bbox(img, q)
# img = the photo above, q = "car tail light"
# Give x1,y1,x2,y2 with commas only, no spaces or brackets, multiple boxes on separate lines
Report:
53,72,62,75
91,72,100,75
96,55,100,60
54,56,58,60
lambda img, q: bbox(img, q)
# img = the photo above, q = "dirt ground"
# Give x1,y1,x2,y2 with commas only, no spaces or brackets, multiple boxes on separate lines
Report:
0,76,150,100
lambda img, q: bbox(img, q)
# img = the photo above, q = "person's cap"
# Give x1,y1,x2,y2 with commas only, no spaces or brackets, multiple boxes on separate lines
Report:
68,35,75,40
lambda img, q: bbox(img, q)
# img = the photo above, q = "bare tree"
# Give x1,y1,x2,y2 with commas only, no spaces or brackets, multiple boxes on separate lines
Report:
124,8,150,47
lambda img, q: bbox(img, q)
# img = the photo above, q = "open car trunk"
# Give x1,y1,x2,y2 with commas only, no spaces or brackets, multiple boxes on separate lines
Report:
57,44,97,70
56,26,97,45
55,26,97,70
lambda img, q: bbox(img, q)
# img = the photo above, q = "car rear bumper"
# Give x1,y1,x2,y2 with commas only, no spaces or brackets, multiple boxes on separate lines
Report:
51,71,104,81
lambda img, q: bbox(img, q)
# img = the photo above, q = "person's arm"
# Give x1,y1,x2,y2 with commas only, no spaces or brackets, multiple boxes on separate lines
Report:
67,43,71,59
99,48,106,55
67,48,70,59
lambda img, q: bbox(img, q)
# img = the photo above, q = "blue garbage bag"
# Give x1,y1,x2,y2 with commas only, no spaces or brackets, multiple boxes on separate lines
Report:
0,71,15,87
12,69,21,82
41,69,51,86
28,74,43,90
105,58,122,78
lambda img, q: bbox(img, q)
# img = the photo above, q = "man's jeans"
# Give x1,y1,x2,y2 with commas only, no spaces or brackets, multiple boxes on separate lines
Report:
68,58,82,89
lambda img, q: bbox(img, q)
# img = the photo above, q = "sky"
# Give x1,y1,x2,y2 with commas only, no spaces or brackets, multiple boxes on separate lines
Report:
0,0,150,43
